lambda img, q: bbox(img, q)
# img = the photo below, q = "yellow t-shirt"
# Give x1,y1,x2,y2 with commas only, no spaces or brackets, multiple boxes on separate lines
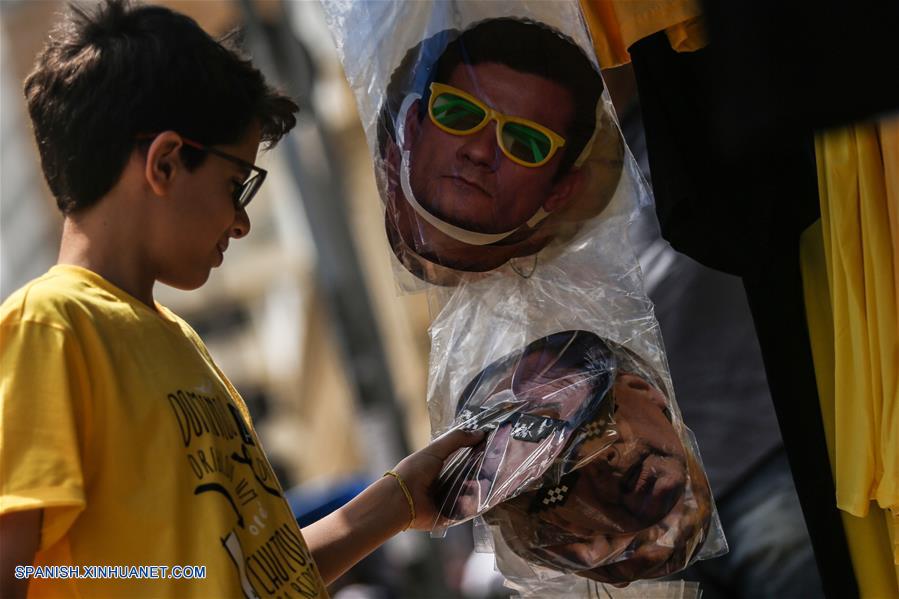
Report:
0,265,327,598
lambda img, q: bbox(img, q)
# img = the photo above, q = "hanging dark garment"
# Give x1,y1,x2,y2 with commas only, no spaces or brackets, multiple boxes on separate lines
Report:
699,0,899,159
629,32,858,599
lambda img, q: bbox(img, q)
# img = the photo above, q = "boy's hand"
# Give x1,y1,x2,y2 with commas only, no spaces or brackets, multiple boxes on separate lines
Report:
302,429,485,584
392,428,485,530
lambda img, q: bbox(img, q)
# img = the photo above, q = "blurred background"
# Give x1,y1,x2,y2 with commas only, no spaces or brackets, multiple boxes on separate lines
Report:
0,1,819,598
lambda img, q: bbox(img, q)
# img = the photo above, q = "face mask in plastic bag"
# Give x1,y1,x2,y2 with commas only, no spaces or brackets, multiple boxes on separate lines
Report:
434,330,617,525
432,331,713,585
380,19,624,285
325,6,624,289
322,1,727,593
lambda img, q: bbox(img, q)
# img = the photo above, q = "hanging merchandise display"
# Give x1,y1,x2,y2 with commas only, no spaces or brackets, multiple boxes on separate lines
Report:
331,4,625,290
434,331,713,585
323,1,725,594
434,331,619,527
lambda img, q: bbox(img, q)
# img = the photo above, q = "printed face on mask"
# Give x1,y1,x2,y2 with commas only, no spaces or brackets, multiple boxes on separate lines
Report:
532,373,687,538
436,331,614,523
484,368,710,585
385,65,588,275
377,19,625,283
408,63,578,235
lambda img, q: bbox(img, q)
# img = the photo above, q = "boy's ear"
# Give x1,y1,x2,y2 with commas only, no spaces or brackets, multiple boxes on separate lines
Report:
144,131,184,196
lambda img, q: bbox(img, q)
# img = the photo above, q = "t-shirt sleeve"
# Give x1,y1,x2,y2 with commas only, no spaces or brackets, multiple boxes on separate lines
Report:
1,319,89,550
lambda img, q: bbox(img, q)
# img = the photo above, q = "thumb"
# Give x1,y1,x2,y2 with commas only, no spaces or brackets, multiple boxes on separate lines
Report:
424,428,486,461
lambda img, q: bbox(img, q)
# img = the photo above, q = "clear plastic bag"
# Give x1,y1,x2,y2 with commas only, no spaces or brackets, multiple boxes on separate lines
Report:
433,331,618,527
431,331,720,586
324,2,626,292
322,0,726,593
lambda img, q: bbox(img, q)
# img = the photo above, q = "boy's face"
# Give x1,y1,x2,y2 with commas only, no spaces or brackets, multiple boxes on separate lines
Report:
153,124,260,290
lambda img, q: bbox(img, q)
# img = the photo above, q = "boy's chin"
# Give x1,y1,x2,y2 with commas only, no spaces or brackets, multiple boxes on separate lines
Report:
159,269,212,291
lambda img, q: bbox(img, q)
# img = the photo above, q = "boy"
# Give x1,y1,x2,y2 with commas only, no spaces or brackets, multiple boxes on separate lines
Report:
0,1,480,597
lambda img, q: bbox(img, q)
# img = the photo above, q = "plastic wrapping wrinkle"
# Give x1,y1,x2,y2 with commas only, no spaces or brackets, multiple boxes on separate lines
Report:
434,331,618,526
322,0,726,593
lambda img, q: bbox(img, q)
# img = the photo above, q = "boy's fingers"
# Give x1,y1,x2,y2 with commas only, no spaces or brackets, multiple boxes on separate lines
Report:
425,428,486,460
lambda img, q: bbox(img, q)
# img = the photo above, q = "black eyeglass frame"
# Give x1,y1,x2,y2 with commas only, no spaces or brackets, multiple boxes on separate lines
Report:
137,134,267,210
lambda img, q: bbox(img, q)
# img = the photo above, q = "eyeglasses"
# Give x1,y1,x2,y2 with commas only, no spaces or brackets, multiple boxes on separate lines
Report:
137,134,267,210
427,82,567,168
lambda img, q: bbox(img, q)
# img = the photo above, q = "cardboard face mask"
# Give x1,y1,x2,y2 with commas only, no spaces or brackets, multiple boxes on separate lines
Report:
433,330,711,583
434,331,617,525
484,369,713,585
378,18,624,285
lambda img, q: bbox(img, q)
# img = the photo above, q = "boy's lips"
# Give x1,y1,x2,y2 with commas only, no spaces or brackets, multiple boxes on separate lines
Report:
214,241,228,267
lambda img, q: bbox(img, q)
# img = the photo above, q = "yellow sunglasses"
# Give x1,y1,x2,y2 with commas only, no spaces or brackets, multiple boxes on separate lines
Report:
427,82,567,168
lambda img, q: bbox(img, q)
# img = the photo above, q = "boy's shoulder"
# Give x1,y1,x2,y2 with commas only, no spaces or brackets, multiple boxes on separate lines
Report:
1,265,123,331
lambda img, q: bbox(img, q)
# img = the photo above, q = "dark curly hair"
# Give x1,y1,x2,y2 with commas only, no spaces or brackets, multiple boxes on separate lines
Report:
24,0,298,213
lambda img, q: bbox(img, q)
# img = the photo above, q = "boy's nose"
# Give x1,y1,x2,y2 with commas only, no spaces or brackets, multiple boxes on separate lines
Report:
458,122,500,169
230,208,251,239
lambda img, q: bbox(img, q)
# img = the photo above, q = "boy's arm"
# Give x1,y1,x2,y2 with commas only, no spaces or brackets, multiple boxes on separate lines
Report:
0,509,41,599
301,429,482,585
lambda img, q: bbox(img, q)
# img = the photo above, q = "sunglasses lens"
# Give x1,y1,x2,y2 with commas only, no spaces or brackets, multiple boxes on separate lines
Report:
235,174,260,209
431,92,487,131
501,122,553,165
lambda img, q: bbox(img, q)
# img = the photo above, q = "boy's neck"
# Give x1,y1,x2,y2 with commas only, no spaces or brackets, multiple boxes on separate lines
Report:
58,213,157,309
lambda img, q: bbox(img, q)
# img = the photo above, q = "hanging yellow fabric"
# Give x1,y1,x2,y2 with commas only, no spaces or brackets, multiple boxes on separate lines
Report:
818,120,899,524
579,0,706,68
881,124,899,527
881,120,899,571
803,221,899,597
804,117,899,595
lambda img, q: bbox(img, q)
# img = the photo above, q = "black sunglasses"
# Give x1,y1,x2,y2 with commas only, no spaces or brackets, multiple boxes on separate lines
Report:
137,134,267,210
